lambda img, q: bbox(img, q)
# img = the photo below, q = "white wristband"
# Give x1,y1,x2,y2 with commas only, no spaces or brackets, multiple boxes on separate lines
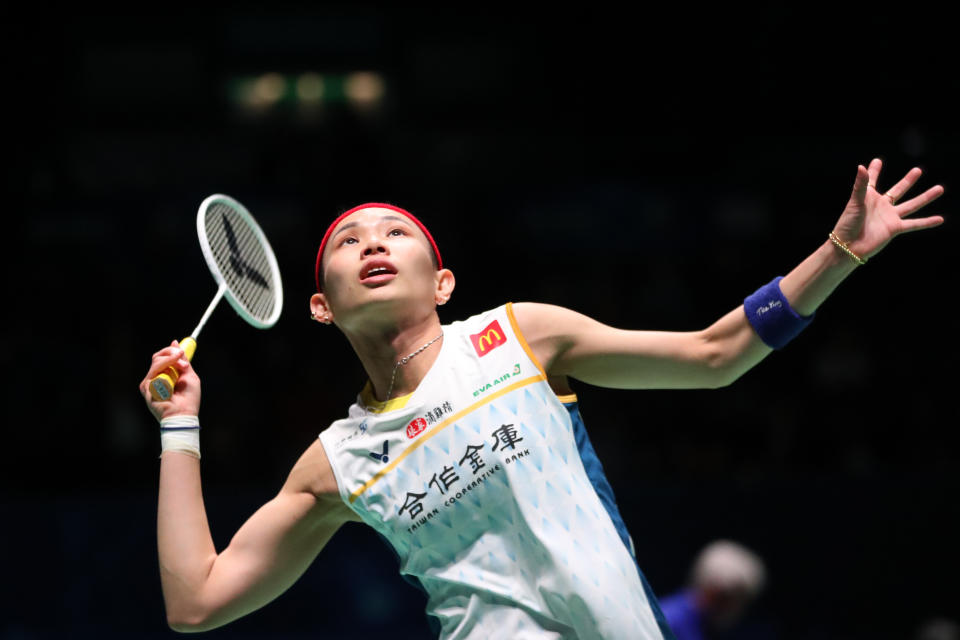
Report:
160,415,201,459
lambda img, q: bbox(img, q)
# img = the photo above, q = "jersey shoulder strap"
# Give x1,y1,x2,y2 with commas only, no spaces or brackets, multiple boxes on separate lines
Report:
446,302,547,379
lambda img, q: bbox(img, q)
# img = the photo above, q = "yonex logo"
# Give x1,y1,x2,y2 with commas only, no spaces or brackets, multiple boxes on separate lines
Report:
368,441,389,463
470,320,507,357
223,214,270,289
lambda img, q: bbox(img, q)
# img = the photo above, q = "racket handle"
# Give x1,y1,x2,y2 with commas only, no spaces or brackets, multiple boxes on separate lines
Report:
149,337,197,402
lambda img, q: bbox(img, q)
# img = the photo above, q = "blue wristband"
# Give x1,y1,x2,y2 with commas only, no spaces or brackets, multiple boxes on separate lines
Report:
743,277,814,349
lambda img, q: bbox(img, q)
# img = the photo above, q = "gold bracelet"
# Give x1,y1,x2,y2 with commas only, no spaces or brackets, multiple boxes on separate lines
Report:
828,232,867,265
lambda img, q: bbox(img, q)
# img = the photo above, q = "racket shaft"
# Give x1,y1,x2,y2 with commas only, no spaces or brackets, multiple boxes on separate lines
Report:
192,284,227,340
149,337,197,402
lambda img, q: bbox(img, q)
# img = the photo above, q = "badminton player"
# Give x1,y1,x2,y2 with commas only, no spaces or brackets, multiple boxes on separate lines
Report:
141,159,943,638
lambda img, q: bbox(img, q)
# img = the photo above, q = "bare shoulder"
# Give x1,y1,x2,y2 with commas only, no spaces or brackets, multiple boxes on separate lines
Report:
283,438,361,523
511,302,584,341
511,302,596,366
510,302,564,323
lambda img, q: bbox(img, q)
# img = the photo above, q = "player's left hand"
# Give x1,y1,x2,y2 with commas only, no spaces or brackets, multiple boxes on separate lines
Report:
831,158,945,262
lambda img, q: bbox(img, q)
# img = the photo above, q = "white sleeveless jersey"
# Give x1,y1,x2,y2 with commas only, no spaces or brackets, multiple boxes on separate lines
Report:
319,304,671,639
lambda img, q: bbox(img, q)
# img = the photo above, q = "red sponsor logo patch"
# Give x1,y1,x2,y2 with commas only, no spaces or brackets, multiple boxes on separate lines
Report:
470,319,507,357
406,417,427,439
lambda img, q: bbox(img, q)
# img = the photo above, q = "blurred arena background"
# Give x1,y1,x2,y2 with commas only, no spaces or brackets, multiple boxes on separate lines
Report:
3,6,957,639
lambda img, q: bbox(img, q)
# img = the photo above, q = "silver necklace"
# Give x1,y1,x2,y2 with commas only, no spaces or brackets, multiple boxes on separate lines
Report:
382,331,444,402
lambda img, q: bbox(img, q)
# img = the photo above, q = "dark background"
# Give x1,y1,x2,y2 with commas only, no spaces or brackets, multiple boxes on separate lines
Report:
4,6,958,639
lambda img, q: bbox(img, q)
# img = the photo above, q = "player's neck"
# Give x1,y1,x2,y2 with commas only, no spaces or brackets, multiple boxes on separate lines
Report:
346,312,445,402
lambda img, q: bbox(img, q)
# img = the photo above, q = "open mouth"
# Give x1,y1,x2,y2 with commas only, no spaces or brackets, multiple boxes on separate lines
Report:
360,260,398,283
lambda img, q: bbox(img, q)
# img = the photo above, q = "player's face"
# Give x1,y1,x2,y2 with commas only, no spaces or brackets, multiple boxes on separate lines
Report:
317,207,442,324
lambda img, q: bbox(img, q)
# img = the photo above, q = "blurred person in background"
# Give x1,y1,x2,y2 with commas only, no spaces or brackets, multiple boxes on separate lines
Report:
660,540,768,640
916,618,960,640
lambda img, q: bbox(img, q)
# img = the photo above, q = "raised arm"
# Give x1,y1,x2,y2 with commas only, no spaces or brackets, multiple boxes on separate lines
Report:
141,344,358,632
515,159,944,390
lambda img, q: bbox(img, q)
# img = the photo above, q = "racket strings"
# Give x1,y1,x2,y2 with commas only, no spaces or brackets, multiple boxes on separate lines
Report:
204,202,277,323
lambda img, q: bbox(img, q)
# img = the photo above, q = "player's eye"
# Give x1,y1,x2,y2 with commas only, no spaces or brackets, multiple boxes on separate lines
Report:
341,236,358,245
388,228,406,237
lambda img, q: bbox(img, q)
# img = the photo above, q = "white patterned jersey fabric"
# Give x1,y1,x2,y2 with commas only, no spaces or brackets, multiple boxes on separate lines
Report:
319,304,671,639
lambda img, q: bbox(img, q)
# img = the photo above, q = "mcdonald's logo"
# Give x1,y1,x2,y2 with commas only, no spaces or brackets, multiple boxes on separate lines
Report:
470,319,507,357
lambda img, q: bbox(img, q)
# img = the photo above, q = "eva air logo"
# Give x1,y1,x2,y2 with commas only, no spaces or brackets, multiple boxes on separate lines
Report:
368,441,389,463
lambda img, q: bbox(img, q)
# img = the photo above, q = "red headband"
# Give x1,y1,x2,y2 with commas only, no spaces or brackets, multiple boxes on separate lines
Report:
315,203,443,292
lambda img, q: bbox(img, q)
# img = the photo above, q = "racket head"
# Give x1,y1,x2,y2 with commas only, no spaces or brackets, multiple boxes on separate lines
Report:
196,194,284,329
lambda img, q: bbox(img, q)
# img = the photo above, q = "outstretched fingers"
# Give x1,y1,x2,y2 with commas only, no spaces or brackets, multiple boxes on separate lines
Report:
898,194,945,234
898,214,945,233
882,167,924,204
866,158,883,190
896,184,945,218
852,164,871,201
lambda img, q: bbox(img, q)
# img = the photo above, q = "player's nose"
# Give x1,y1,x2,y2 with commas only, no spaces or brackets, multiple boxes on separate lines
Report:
362,236,388,256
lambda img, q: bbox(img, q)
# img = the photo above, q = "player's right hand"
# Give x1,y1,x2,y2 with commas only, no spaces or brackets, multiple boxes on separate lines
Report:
140,340,202,422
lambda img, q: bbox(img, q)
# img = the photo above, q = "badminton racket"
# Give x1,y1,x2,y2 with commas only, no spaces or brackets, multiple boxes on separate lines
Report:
149,194,284,401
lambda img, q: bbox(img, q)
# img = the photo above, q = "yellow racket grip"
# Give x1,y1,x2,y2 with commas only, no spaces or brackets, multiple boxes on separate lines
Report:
149,337,197,402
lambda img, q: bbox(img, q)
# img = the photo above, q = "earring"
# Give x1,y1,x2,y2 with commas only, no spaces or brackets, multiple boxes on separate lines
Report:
311,312,331,324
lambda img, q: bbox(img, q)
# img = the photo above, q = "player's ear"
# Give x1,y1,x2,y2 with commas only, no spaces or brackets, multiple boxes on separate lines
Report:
310,293,334,324
434,268,455,306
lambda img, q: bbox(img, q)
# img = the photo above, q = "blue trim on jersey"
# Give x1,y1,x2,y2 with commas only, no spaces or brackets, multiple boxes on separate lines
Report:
564,400,677,640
